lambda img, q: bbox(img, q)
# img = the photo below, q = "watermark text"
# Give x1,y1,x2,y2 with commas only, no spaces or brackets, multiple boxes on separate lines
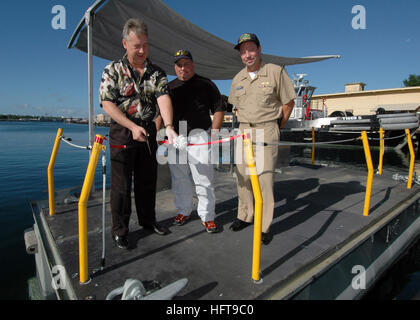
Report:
351,265,366,290
351,5,366,30
51,5,66,30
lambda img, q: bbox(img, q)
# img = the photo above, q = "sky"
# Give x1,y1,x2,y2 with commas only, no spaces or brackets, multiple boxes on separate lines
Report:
0,0,419,118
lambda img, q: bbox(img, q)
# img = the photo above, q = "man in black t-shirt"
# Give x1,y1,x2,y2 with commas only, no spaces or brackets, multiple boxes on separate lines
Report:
164,49,225,233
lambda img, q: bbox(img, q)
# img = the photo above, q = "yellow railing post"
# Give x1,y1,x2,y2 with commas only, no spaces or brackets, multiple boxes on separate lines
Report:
378,128,384,175
78,134,105,284
405,129,415,189
361,131,374,216
48,128,63,216
312,127,315,165
242,133,263,283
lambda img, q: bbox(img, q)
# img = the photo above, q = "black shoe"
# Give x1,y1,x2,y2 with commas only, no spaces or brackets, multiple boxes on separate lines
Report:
142,222,169,235
262,232,273,245
229,219,251,232
112,234,129,250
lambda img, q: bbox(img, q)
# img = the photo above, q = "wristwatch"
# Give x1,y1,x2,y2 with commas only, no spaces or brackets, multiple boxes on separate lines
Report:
165,123,174,129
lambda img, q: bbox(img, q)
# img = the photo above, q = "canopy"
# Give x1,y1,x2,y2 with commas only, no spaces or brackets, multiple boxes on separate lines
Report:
68,0,340,80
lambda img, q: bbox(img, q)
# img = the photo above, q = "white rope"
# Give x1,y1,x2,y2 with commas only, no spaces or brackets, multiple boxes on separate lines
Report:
257,130,413,146
327,130,379,134
60,136,91,150
257,137,361,147
368,133,408,141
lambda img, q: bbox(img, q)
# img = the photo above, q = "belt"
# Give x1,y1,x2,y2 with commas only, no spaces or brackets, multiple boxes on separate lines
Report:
240,120,278,128
135,119,154,128
111,119,154,128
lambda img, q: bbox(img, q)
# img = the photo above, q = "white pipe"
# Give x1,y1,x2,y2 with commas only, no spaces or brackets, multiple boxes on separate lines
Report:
85,8,95,190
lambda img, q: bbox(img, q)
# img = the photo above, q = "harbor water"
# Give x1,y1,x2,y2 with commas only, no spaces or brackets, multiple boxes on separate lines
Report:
0,121,110,300
0,121,419,299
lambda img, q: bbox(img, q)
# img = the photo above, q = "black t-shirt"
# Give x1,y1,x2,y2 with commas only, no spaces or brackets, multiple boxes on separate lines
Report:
169,74,226,134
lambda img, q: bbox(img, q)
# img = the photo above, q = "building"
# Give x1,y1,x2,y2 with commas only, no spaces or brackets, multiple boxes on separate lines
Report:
311,83,420,116
95,113,111,126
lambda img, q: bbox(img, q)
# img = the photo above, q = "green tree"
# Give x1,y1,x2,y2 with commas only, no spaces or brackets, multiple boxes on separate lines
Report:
403,74,420,87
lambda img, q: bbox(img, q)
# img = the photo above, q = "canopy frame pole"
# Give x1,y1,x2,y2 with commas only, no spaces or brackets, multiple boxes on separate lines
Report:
85,8,95,190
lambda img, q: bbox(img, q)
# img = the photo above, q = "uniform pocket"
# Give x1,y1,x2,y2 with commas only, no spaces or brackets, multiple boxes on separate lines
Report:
261,85,274,95
258,86,275,107
235,88,246,97
234,88,246,107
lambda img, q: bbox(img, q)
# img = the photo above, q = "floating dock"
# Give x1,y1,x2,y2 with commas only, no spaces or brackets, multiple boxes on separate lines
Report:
27,157,420,300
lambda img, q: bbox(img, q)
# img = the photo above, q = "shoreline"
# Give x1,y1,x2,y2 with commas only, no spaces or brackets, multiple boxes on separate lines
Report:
0,119,110,126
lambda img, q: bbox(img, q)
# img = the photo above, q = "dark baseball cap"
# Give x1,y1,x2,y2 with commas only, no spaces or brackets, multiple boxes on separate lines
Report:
234,33,260,50
174,49,193,63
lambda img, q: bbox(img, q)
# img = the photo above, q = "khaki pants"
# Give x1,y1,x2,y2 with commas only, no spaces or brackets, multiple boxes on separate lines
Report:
235,121,279,233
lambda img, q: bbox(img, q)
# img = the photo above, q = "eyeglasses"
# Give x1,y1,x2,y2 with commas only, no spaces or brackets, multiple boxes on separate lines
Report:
175,50,190,57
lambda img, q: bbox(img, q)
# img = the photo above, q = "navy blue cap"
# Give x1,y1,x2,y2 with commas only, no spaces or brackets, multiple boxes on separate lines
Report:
234,33,260,50
174,49,193,63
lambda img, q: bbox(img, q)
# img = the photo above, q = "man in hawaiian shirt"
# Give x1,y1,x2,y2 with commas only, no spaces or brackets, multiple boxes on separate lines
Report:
99,18,177,250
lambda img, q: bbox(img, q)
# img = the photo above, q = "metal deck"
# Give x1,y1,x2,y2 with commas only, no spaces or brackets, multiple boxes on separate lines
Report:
32,162,420,300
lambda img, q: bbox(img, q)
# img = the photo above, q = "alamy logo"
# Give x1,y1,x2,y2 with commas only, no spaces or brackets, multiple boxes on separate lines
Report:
51,265,67,290
351,265,366,290
51,5,66,30
351,5,366,30
156,122,266,175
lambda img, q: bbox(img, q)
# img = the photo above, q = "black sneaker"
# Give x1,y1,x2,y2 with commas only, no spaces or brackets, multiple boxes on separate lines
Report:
262,232,273,245
142,222,169,235
112,234,129,250
229,219,251,232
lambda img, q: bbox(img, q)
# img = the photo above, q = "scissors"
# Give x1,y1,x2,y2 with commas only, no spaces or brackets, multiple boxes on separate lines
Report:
145,132,152,156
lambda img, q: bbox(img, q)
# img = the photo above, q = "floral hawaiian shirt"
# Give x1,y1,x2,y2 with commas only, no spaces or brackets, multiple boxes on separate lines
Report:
99,55,169,123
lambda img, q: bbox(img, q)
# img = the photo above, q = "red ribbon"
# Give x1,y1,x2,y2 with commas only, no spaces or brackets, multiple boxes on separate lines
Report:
158,133,246,147
106,133,249,149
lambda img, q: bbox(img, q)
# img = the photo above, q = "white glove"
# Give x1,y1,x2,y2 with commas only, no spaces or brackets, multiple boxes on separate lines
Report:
173,135,188,150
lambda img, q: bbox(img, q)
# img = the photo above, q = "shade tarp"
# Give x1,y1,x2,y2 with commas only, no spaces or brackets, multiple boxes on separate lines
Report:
69,0,340,80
